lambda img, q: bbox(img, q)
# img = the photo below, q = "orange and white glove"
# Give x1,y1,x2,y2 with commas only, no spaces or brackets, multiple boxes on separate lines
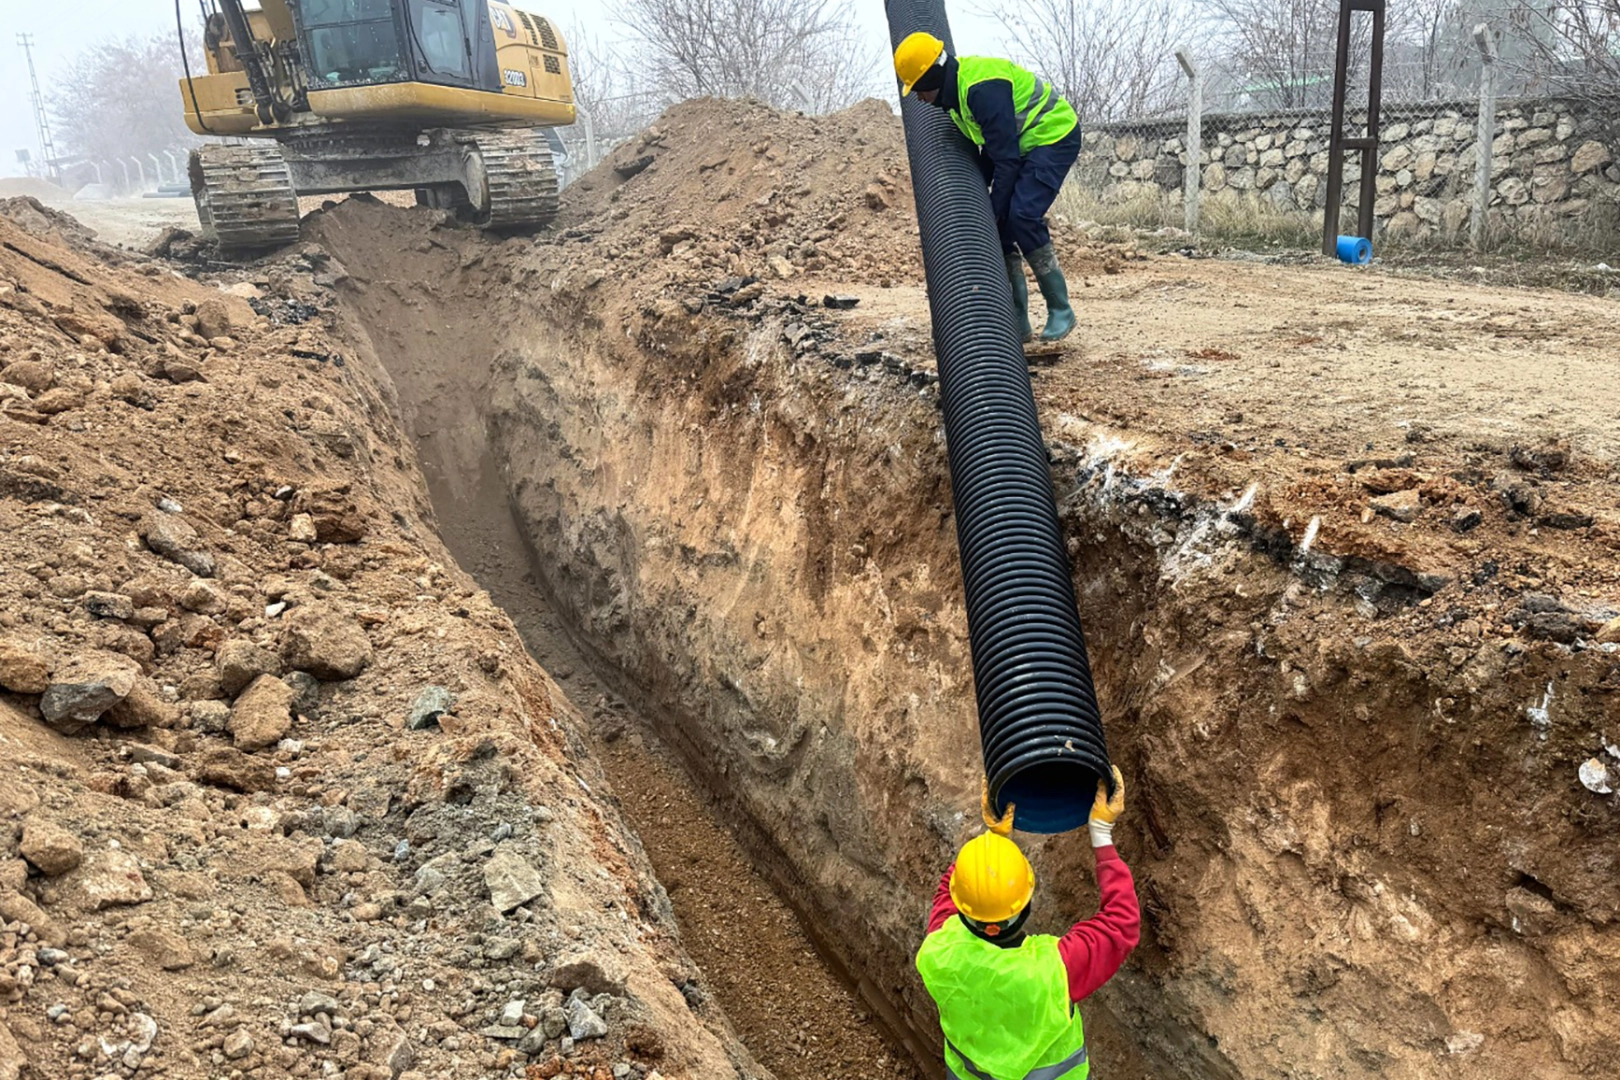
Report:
1088,766,1125,848
980,777,1015,836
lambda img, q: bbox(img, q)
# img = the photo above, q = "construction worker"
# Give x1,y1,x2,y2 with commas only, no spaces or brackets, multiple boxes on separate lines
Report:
893,33,1083,343
916,769,1138,1080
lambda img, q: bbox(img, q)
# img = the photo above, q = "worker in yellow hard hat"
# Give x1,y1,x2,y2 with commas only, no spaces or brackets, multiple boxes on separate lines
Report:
916,768,1138,1080
893,31,1083,343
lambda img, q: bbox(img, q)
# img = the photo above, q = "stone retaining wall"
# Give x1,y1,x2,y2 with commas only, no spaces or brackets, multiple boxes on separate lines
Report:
1075,99,1619,242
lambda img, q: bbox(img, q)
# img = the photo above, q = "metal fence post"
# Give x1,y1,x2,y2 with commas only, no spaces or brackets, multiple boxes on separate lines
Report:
1177,48,1202,234
1472,24,1497,250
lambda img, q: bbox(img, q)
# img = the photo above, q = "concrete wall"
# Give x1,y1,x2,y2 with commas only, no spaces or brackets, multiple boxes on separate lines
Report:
1074,99,1619,242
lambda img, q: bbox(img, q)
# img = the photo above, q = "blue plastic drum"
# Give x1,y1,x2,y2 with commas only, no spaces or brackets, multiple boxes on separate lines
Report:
1336,235,1372,264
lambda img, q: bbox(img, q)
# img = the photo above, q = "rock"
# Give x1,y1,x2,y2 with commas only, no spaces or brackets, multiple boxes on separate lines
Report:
0,1017,26,1080
289,514,319,542
190,699,231,734
180,578,227,615
19,820,83,877
547,953,628,996
223,1029,255,1060
767,255,795,280
75,848,153,909
82,591,135,620
105,677,177,730
1370,489,1422,523
217,639,283,696
126,927,195,970
565,999,608,1041
321,805,360,838
1595,617,1620,645
140,512,215,577
32,388,83,415
0,359,54,394
863,184,891,211
228,675,297,751
298,990,341,1017
292,484,368,543
0,638,51,694
1504,885,1558,934
1449,507,1482,533
484,844,546,912
1571,140,1611,175
194,747,278,792
195,299,234,340
1445,1031,1484,1055
406,686,456,731
329,839,370,873
265,836,323,888
280,606,373,681
500,1000,526,1027
290,1023,331,1045
1579,757,1614,794
0,891,66,946
39,652,140,734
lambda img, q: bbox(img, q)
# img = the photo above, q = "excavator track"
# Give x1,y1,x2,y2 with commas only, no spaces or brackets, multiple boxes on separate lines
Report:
469,131,560,230
189,145,302,250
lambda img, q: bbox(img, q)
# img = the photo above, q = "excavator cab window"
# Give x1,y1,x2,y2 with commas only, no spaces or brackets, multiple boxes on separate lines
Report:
299,0,407,86
406,0,473,82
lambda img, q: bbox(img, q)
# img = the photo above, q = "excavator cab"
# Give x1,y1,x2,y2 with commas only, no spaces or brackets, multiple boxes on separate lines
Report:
180,0,575,249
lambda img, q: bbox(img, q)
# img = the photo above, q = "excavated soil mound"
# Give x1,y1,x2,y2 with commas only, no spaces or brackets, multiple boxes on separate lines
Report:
0,203,763,1080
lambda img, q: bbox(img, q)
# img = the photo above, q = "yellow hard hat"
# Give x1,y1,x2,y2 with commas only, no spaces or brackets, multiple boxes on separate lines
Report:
950,832,1034,926
894,32,946,96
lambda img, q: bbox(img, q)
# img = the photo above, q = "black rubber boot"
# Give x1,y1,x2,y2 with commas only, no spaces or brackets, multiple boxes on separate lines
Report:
1005,252,1033,344
1027,243,1075,342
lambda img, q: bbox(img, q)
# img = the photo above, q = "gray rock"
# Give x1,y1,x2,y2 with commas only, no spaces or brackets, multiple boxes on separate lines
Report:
406,686,456,731
547,952,627,996
479,1026,528,1040
35,947,69,966
140,512,216,577
322,806,361,839
485,938,522,961
284,671,322,719
289,1022,331,1045
297,991,341,1018
1370,488,1422,523
540,1007,569,1040
82,592,134,621
484,844,545,913
566,999,608,1041
40,653,140,733
499,1000,526,1027
518,1025,550,1056
217,640,283,697
190,700,231,734
223,1029,254,1060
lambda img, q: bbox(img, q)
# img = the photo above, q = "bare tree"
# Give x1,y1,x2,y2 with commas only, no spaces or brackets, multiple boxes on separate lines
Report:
610,0,882,113
1200,0,1351,109
50,33,199,170
979,0,1184,121
1506,0,1620,112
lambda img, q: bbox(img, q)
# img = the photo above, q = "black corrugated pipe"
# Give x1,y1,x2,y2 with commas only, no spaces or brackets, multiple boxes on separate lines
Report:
883,0,1110,834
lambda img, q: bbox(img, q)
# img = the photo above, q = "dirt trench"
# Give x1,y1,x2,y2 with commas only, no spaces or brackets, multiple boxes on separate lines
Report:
312,125,1620,1080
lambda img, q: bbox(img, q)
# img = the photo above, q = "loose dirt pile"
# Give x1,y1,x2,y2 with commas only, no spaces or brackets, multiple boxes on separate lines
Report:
0,201,764,1080
308,95,1620,1080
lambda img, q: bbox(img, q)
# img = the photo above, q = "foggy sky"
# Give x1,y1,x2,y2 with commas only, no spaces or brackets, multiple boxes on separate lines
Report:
2,0,998,180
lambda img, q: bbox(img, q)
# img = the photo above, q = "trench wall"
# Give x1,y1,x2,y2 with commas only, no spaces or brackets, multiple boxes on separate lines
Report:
317,206,1620,1080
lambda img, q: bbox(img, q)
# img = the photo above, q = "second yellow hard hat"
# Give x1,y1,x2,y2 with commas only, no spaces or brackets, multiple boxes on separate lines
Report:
894,32,946,96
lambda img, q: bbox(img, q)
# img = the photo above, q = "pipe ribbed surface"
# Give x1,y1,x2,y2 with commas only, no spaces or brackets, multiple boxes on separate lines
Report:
884,0,1109,834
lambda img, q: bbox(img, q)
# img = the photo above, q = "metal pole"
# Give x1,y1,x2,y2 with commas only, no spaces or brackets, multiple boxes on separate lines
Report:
1472,25,1497,250
16,34,60,184
149,154,165,185
1357,0,1386,244
131,157,147,190
1321,1,1356,255
117,160,132,192
1177,49,1202,234
165,150,182,185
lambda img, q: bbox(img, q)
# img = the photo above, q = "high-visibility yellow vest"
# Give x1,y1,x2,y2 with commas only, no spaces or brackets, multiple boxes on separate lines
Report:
950,56,1079,155
916,917,1089,1080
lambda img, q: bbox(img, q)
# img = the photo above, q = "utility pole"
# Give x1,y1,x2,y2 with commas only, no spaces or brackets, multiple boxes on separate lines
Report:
16,34,59,184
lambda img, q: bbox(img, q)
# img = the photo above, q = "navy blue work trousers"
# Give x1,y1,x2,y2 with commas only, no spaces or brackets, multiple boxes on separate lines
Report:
981,127,1084,256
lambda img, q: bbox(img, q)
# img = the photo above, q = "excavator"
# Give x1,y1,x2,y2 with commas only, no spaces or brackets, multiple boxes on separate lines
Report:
178,0,576,248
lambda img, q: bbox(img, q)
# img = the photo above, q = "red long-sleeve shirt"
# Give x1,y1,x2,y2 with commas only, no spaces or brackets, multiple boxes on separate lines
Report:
925,846,1140,1002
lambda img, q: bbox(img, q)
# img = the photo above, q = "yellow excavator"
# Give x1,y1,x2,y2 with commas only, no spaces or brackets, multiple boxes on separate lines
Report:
178,0,576,248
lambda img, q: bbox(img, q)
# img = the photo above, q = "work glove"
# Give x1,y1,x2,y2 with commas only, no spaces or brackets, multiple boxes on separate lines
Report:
980,777,1015,836
1088,766,1126,849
